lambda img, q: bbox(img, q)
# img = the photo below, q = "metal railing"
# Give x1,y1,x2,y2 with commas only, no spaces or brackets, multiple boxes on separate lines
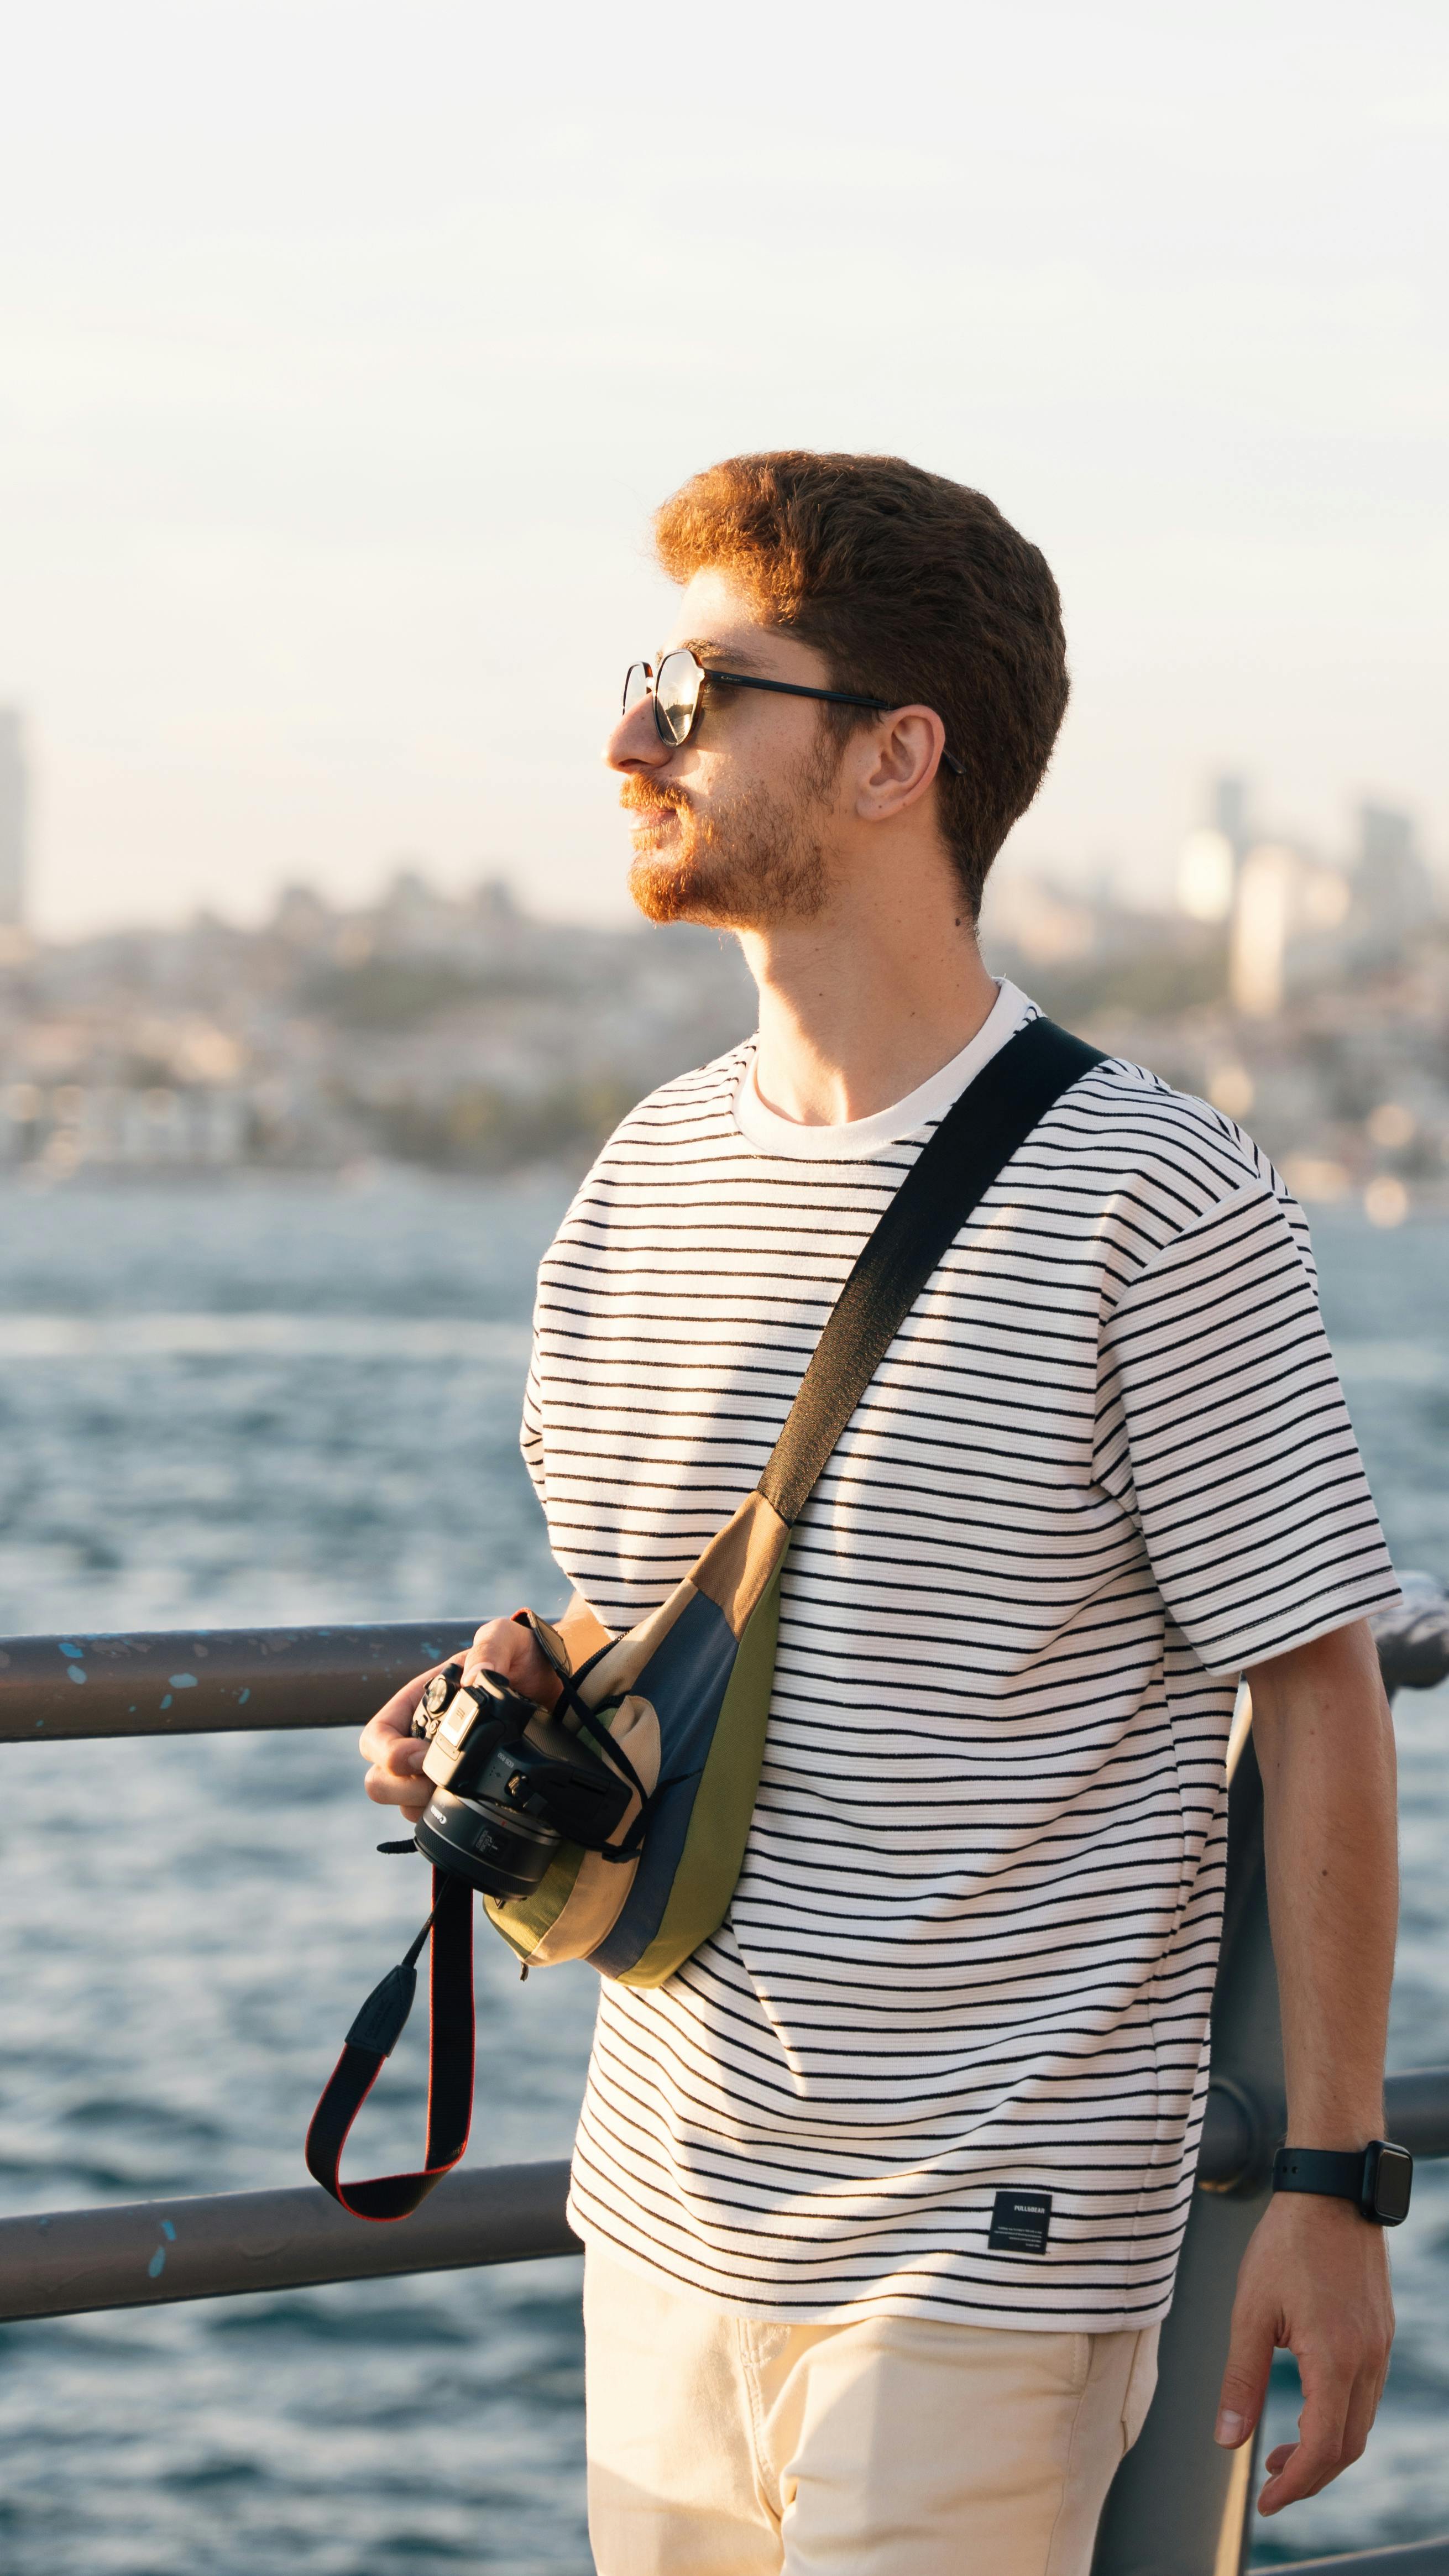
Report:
4,1578,1440,1745
0,1620,478,1742
3,1603,1447,2576
1281,2551,1449,2574
0,2161,578,2321
2,2071,1445,2331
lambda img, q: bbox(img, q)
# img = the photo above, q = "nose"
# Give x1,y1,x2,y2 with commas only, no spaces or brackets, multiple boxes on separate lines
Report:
604,692,672,776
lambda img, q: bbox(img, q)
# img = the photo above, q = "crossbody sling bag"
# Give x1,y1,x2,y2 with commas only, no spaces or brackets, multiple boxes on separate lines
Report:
308,1014,1103,2219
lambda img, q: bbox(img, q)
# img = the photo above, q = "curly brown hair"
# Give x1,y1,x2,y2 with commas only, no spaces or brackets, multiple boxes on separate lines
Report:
654,451,1069,919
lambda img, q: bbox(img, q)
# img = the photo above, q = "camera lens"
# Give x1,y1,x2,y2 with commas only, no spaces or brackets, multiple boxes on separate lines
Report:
414,1786,559,1900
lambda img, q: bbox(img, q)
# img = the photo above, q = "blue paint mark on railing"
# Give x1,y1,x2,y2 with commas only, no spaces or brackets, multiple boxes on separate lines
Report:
168,1674,197,1690
57,1642,81,1660
67,1666,86,1685
159,1694,172,1711
147,2219,177,2281
237,1688,250,1705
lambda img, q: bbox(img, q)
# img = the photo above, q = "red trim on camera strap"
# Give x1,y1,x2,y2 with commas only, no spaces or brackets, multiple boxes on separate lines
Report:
305,1868,475,2221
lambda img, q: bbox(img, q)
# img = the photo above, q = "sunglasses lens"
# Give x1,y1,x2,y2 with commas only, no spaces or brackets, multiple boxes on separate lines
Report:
654,651,702,747
622,662,651,718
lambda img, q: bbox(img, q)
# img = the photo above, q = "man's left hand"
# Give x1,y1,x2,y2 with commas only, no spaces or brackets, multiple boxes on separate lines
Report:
1215,2189,1395,2516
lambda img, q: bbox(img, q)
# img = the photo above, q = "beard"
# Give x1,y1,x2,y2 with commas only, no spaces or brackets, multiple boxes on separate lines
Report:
622,753,833,931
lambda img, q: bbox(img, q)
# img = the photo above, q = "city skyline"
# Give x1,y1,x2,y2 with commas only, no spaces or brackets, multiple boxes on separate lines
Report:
3,823,1443,1233
0,713,24,931
1,695,1441,941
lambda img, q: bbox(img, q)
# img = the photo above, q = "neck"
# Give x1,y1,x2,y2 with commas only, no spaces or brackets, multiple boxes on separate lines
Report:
736,872,1000,1128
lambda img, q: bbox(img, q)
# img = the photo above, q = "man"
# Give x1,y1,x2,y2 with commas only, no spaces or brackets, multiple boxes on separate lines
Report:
362,452,1400,2575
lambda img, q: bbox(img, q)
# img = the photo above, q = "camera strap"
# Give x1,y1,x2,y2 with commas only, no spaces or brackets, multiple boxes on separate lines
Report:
308,1011,1105,2215
306,1867,475,2219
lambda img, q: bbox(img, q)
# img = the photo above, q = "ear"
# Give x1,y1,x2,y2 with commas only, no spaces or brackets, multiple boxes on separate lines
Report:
851,708,948,824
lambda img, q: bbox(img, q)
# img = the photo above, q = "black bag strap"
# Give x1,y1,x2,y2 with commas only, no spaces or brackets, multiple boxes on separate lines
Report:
758,1015,1103,1525
310,1012,1102,2221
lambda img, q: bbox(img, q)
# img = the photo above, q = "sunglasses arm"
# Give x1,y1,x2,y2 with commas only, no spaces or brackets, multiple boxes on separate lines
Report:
714,672,966,776
708,671,887,712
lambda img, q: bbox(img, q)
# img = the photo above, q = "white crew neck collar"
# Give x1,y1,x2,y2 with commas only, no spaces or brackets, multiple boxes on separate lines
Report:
732,980,1037,1161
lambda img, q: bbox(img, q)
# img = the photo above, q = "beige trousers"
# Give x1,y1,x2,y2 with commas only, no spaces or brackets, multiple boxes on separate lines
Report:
584,2247,1159,2576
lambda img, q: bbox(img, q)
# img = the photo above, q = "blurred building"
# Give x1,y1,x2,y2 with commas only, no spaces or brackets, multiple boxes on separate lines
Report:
1176,774,1251,925
0,710,26,928
1227,844,1352,1017
992,774,1447,1222
1351,801,1435,967
1212,774,1251,867
1169,778,1444,1018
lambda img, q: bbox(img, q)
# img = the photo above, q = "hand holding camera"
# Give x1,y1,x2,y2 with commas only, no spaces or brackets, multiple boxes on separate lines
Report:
359,1609,640,1903
406,1657,634,1899
359,1616,561,1822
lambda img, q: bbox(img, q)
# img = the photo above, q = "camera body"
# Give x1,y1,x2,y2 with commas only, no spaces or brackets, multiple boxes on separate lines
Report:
410,1662,631,1900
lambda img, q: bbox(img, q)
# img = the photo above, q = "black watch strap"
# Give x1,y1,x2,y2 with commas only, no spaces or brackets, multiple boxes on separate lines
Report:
1272,2140,1414,2226
1274,2148,1366,2204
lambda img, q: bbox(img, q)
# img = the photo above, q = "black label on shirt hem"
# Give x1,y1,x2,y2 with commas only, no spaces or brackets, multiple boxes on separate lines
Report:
988,2189,1052,2255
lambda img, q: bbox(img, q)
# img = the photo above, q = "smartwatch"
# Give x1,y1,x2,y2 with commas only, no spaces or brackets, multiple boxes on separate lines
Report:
1272,2140,1414,2226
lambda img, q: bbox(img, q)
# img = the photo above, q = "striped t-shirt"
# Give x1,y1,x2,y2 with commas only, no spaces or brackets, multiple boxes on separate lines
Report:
520,980,1396,2331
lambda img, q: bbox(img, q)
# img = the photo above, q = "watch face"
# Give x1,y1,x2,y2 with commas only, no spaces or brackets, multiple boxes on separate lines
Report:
1372,2143,1414,2224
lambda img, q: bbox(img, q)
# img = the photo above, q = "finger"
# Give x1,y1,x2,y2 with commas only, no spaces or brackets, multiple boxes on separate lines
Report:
1337,2364,1384,2475
376,1730,426,1778
466,1621,556,1701
365,1788,428,1820
366,1790,428,1821
1215,2300,1276,2451
358,1705,421,1766
364,1753,430,1812
1257,2368,1352,2514
469,1617,559,1700
358,1666,447,1763
471,1617,532,1673
361,1732,428,1798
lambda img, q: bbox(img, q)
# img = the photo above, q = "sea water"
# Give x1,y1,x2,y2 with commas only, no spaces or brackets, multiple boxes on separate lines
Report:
0,1174,1443,2574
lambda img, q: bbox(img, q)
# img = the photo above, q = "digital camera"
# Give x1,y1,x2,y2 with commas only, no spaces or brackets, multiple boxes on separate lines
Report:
409,1661,632,1899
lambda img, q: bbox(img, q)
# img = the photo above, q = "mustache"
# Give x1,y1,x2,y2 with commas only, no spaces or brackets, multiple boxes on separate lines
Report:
618,779,692,819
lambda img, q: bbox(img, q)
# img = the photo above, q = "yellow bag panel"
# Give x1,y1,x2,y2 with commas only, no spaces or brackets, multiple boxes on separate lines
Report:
483,1692,661,1965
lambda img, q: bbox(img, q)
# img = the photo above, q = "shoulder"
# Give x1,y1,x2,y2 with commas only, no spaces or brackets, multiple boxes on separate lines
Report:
1027,1046,1311,1281
1051,1052,1282,1203
542,1043,754,1256
593,1042,752,1166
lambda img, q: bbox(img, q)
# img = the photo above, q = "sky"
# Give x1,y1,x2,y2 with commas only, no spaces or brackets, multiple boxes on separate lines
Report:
1,0,1446,935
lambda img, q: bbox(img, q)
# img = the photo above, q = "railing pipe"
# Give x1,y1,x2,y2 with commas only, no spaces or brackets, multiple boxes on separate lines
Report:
0,1585,1441,1747
0,2070,1443,2328
0,2162,579,2323
1195,2065,1449,2192
0,1624,477,1743
1372,1577,1449,1701
1280,2550,1449,2574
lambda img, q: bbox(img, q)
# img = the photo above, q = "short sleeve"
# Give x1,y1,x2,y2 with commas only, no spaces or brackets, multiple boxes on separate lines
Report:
1094,1182,1398,1674
520,1330,546,1504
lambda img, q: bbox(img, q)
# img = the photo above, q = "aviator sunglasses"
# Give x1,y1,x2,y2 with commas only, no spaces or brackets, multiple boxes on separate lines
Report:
622,648,966,776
